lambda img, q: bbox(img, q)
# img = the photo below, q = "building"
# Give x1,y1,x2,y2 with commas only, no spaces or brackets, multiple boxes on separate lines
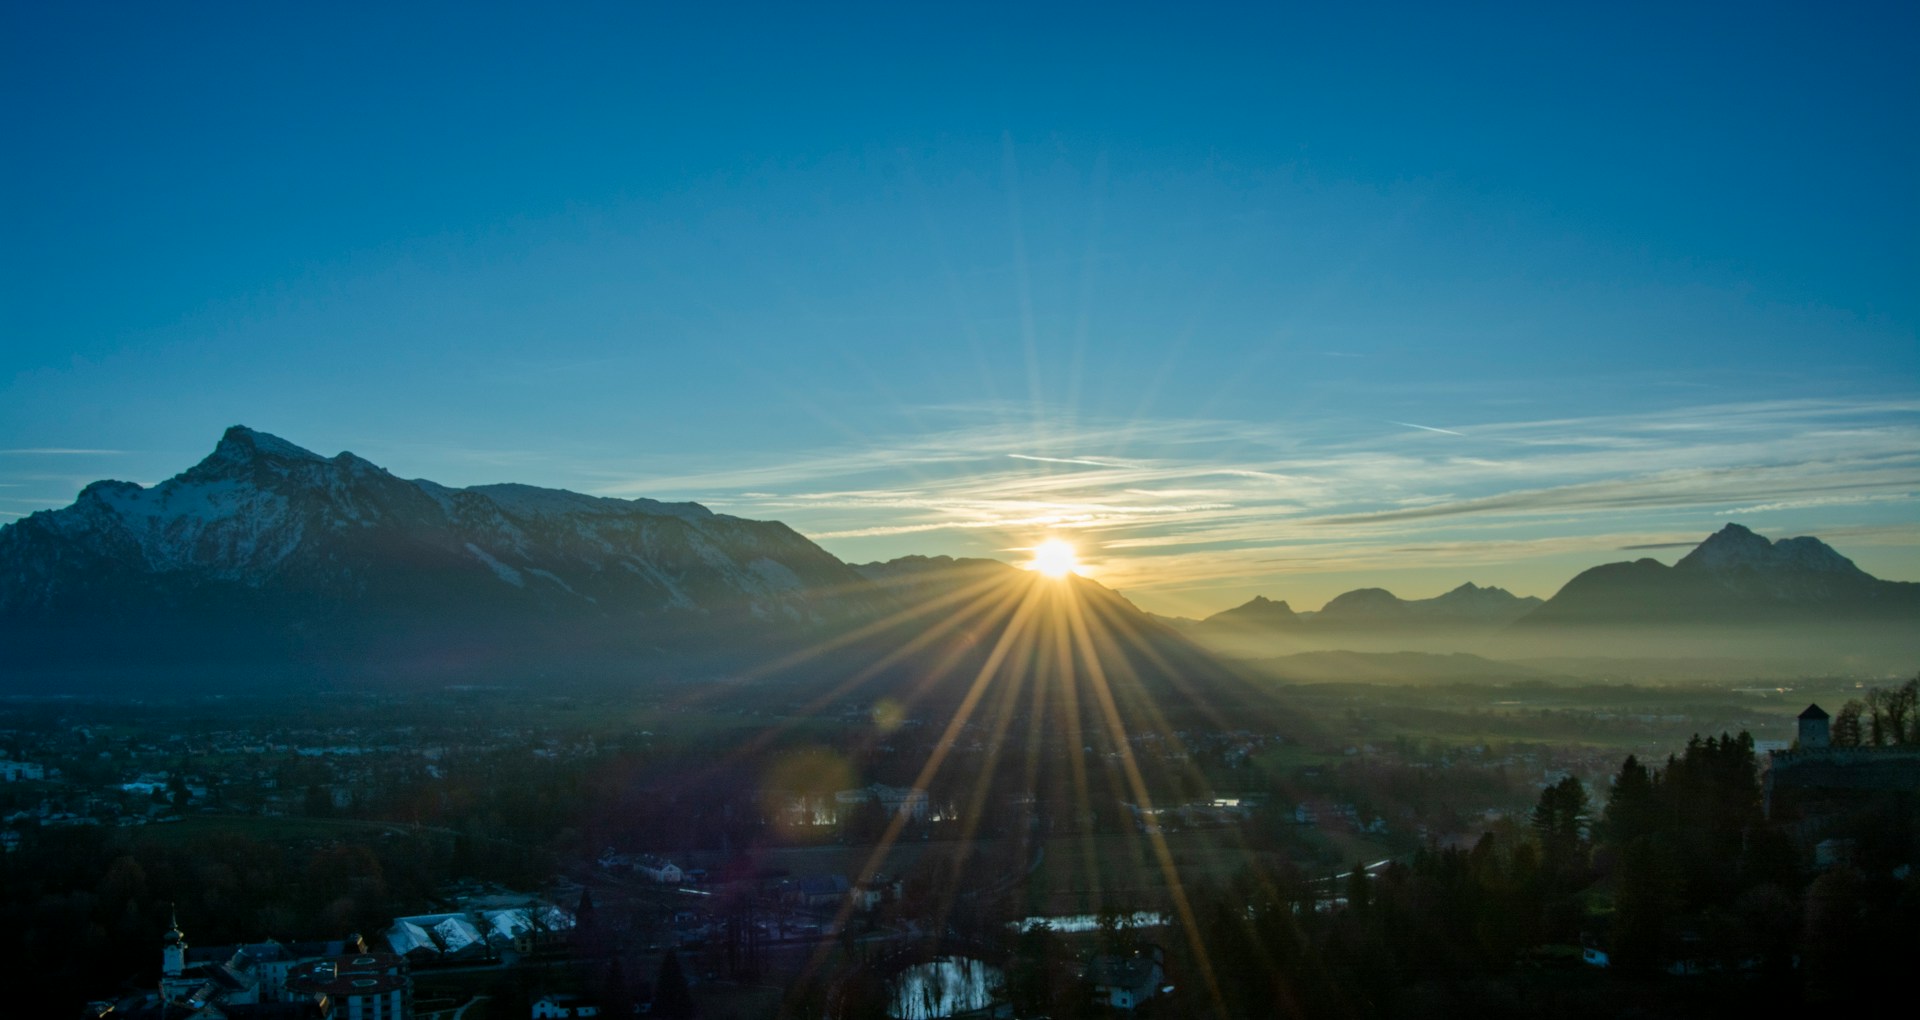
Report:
1762,702,1920,821
849,874,901,911
784,874,850,909
153,915,406,1017
1797,703,1830,750
1085,945,1166,1011
386,900,575,961
634,855,684,884
287,952,412,1020
0,759,47,782
835,783,931,821
531,993,602,1018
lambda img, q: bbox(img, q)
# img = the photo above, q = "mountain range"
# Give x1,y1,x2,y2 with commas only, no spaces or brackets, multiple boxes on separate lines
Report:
1169,523,1916,667
0,427,1225,696
1,427,1913,689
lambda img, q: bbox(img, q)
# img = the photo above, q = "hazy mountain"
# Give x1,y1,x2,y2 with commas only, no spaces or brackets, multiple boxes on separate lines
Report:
0,426,893,686
1186,583,1540,650
1319,582,1543,625
1170,526,1914,672
1199,594,1300,630
850,554,1022,607
1520,523,1919,627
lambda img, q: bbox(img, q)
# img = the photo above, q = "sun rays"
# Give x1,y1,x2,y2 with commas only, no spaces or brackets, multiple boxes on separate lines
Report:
722,561,1239,1014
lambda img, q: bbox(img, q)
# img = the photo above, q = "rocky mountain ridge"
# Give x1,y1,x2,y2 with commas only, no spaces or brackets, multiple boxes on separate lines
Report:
0,426,896,683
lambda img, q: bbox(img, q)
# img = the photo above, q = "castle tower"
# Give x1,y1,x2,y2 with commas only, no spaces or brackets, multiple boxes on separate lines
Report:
162,907,187,977
1798,704,1830,751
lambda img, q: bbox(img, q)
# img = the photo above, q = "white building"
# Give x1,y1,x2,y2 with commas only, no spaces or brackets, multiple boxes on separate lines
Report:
635,856,684,884
0,760,46,782
835,783,931,821
532,993,601,1018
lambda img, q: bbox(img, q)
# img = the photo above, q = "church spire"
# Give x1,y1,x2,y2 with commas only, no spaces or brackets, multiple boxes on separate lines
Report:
162,904,187,976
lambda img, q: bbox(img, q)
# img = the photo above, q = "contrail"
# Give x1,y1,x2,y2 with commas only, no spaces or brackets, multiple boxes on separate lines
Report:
1387,421,1466,437
1008,453,1128,467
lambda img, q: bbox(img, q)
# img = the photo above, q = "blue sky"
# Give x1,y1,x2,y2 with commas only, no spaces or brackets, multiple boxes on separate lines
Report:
4,3,1916,614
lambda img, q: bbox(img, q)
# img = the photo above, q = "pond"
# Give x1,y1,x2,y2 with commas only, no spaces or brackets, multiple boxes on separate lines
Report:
886,955,1005,1019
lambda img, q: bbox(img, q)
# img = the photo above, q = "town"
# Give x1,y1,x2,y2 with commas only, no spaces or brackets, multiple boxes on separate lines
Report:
4,671,1900,1017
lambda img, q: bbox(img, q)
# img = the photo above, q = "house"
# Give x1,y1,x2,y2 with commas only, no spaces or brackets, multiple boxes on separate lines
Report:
0,759,47,782
834,783,931,821
599,848,681,881
1085,945,1165,1011
531,993,601,1018
849,874,900,911
785,874,850,909
635,855,684,884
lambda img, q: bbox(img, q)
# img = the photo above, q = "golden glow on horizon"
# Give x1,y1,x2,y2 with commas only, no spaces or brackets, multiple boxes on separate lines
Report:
1028,537,1081,578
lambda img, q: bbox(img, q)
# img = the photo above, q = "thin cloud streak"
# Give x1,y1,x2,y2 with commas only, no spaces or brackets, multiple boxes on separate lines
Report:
1387,420,1466,437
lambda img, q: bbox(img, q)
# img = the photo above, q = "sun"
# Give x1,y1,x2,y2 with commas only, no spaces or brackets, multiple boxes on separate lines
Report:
1027,537,1080,579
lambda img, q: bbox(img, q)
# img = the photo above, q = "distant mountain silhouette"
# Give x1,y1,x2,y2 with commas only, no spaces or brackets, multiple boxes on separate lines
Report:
1190,582,1540,639
1519,523,1919,627
1199,595,1300,629
1161,525,1913,670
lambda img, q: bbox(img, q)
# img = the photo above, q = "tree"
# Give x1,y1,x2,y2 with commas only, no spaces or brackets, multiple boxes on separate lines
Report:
1832,700,1865,748
1007,922,1065,1015
1531,776,1589,863
599,957,629,1015
1609,838,1680,973
1600,755,1655,844
652,949,696,1018
1888,676,1919,744
1345,861,1371,913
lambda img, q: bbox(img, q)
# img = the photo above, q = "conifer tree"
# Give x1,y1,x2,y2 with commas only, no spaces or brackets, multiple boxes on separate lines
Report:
653,949,696,1018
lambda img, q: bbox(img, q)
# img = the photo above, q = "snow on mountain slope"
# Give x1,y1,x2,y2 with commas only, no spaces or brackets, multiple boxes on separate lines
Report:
0,426,890,631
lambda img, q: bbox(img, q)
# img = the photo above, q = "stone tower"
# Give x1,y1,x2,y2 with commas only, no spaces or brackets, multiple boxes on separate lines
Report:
1798,704,1830,751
